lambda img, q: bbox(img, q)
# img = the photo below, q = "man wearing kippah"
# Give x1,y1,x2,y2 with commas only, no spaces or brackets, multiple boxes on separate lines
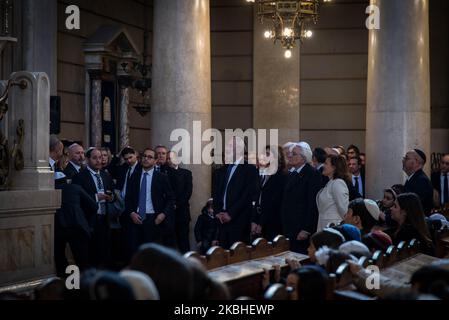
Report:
402,149,434,215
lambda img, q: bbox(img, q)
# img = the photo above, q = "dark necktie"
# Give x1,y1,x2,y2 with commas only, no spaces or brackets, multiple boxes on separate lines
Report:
443,174,449,205
138,172,148,220
95,173,104,190
354,176,360,195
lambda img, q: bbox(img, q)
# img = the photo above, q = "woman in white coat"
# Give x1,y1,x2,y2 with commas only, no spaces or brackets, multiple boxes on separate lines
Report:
316,154,350,231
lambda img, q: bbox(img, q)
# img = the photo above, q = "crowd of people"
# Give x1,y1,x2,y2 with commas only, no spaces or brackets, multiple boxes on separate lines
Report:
19,135,449,300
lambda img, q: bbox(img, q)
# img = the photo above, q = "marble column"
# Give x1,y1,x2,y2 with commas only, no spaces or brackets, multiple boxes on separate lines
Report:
0,72,60,287
90,77,102,148
253,8,300,144
119,85,130,151
365,0,431,199
22,0,57,96
152,0,212,246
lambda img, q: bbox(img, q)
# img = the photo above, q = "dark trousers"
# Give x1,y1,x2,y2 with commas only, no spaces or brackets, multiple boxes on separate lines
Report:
175,213,191,253
90,215,111,268
289,238,310,254
54,226,90,277
129,214,163,256
218,222,250,249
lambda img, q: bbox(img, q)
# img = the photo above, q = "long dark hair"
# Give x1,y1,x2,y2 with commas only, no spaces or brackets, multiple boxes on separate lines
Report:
327,154,351,184
396,193,432,244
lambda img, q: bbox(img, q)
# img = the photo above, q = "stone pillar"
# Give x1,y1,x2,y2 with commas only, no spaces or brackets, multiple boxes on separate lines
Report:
152,0,212,246
90,77,102,148
119,85,130,151
253,8,300,144
0,72,61,287
22,0,57,96
365,0,431,199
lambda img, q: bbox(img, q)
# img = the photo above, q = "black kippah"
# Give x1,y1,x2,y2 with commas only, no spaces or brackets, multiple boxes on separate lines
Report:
414,149,427,164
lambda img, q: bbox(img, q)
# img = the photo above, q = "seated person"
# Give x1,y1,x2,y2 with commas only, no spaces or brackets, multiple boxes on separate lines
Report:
286,265,329,300
343,198,380,235
332,224,362,242
308,228,346,263
362,230,393,252
385,193,434,256
378,188,399,227
194,199,219,254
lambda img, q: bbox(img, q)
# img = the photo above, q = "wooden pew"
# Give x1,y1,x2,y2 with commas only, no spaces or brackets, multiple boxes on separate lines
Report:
383,245,399,267
264,283,290,300
435,227,449,258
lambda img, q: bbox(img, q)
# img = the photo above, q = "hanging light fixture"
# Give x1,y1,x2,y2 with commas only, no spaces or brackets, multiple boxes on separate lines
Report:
246,0,331,57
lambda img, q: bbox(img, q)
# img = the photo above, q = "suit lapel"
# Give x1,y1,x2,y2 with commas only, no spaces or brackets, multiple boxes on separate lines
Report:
85,171,98,195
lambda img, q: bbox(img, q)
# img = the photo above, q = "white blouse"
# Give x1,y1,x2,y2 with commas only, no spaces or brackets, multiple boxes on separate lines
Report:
316,178,349,231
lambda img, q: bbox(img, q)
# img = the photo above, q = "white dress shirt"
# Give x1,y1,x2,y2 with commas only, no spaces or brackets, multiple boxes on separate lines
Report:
352,174,363,196
441,173,449,204
121,162,138,198
137,168,155,215
223,158,242,210
87,166,105,214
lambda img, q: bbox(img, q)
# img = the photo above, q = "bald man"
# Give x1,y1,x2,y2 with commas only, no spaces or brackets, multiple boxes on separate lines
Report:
64,143,85,179
402,149,434,215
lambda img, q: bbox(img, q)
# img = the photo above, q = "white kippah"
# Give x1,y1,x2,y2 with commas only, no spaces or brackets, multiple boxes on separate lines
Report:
364,199,380,221
339,241,371,257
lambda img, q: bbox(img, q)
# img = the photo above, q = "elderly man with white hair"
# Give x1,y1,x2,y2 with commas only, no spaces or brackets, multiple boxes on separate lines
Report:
281,141,323,253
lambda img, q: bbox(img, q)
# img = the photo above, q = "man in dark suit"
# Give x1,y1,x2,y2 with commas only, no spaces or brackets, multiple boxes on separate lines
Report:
72,148,115,267
212,137,259,249
313,147,329,185
281,142,323,254
167,151,193,253
431,153,449,208
64,143,85,179
403,149,434,216
153,145,178,248
54,183,97,276
348,156,365,198
125,148,175,257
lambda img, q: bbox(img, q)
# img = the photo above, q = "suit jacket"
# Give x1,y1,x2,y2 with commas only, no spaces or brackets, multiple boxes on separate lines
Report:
252,169,287,228
431,171,441,194
281,163,323,238
171,167,193,221
351,174,366,198
125,166,176,221
72,168,114,227
63,162,81,180
212,163,260,227
56,183,98,235
404,169,434,215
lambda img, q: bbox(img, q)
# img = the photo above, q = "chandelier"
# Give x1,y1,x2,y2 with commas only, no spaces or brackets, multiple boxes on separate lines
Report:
246,0,332,58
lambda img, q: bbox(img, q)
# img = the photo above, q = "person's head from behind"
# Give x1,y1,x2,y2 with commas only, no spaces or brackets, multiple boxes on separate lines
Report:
85,148,103,171
141,148,156,170
155,145,168,166
79,269,135,300
312,147,327,167
362,230,393,252
402,149,426,176
411,266,449,298
322,154,350,182
332,224,362,242
348,157,362,176
308,229,345,263
68,143,85,166
346,145,360,160
49,135,64,161
440,154,449,175
121,147,138,167
287,265,328,300
344,198,380,232
129,243,194,300
119,270,160,300
339,241,371,259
